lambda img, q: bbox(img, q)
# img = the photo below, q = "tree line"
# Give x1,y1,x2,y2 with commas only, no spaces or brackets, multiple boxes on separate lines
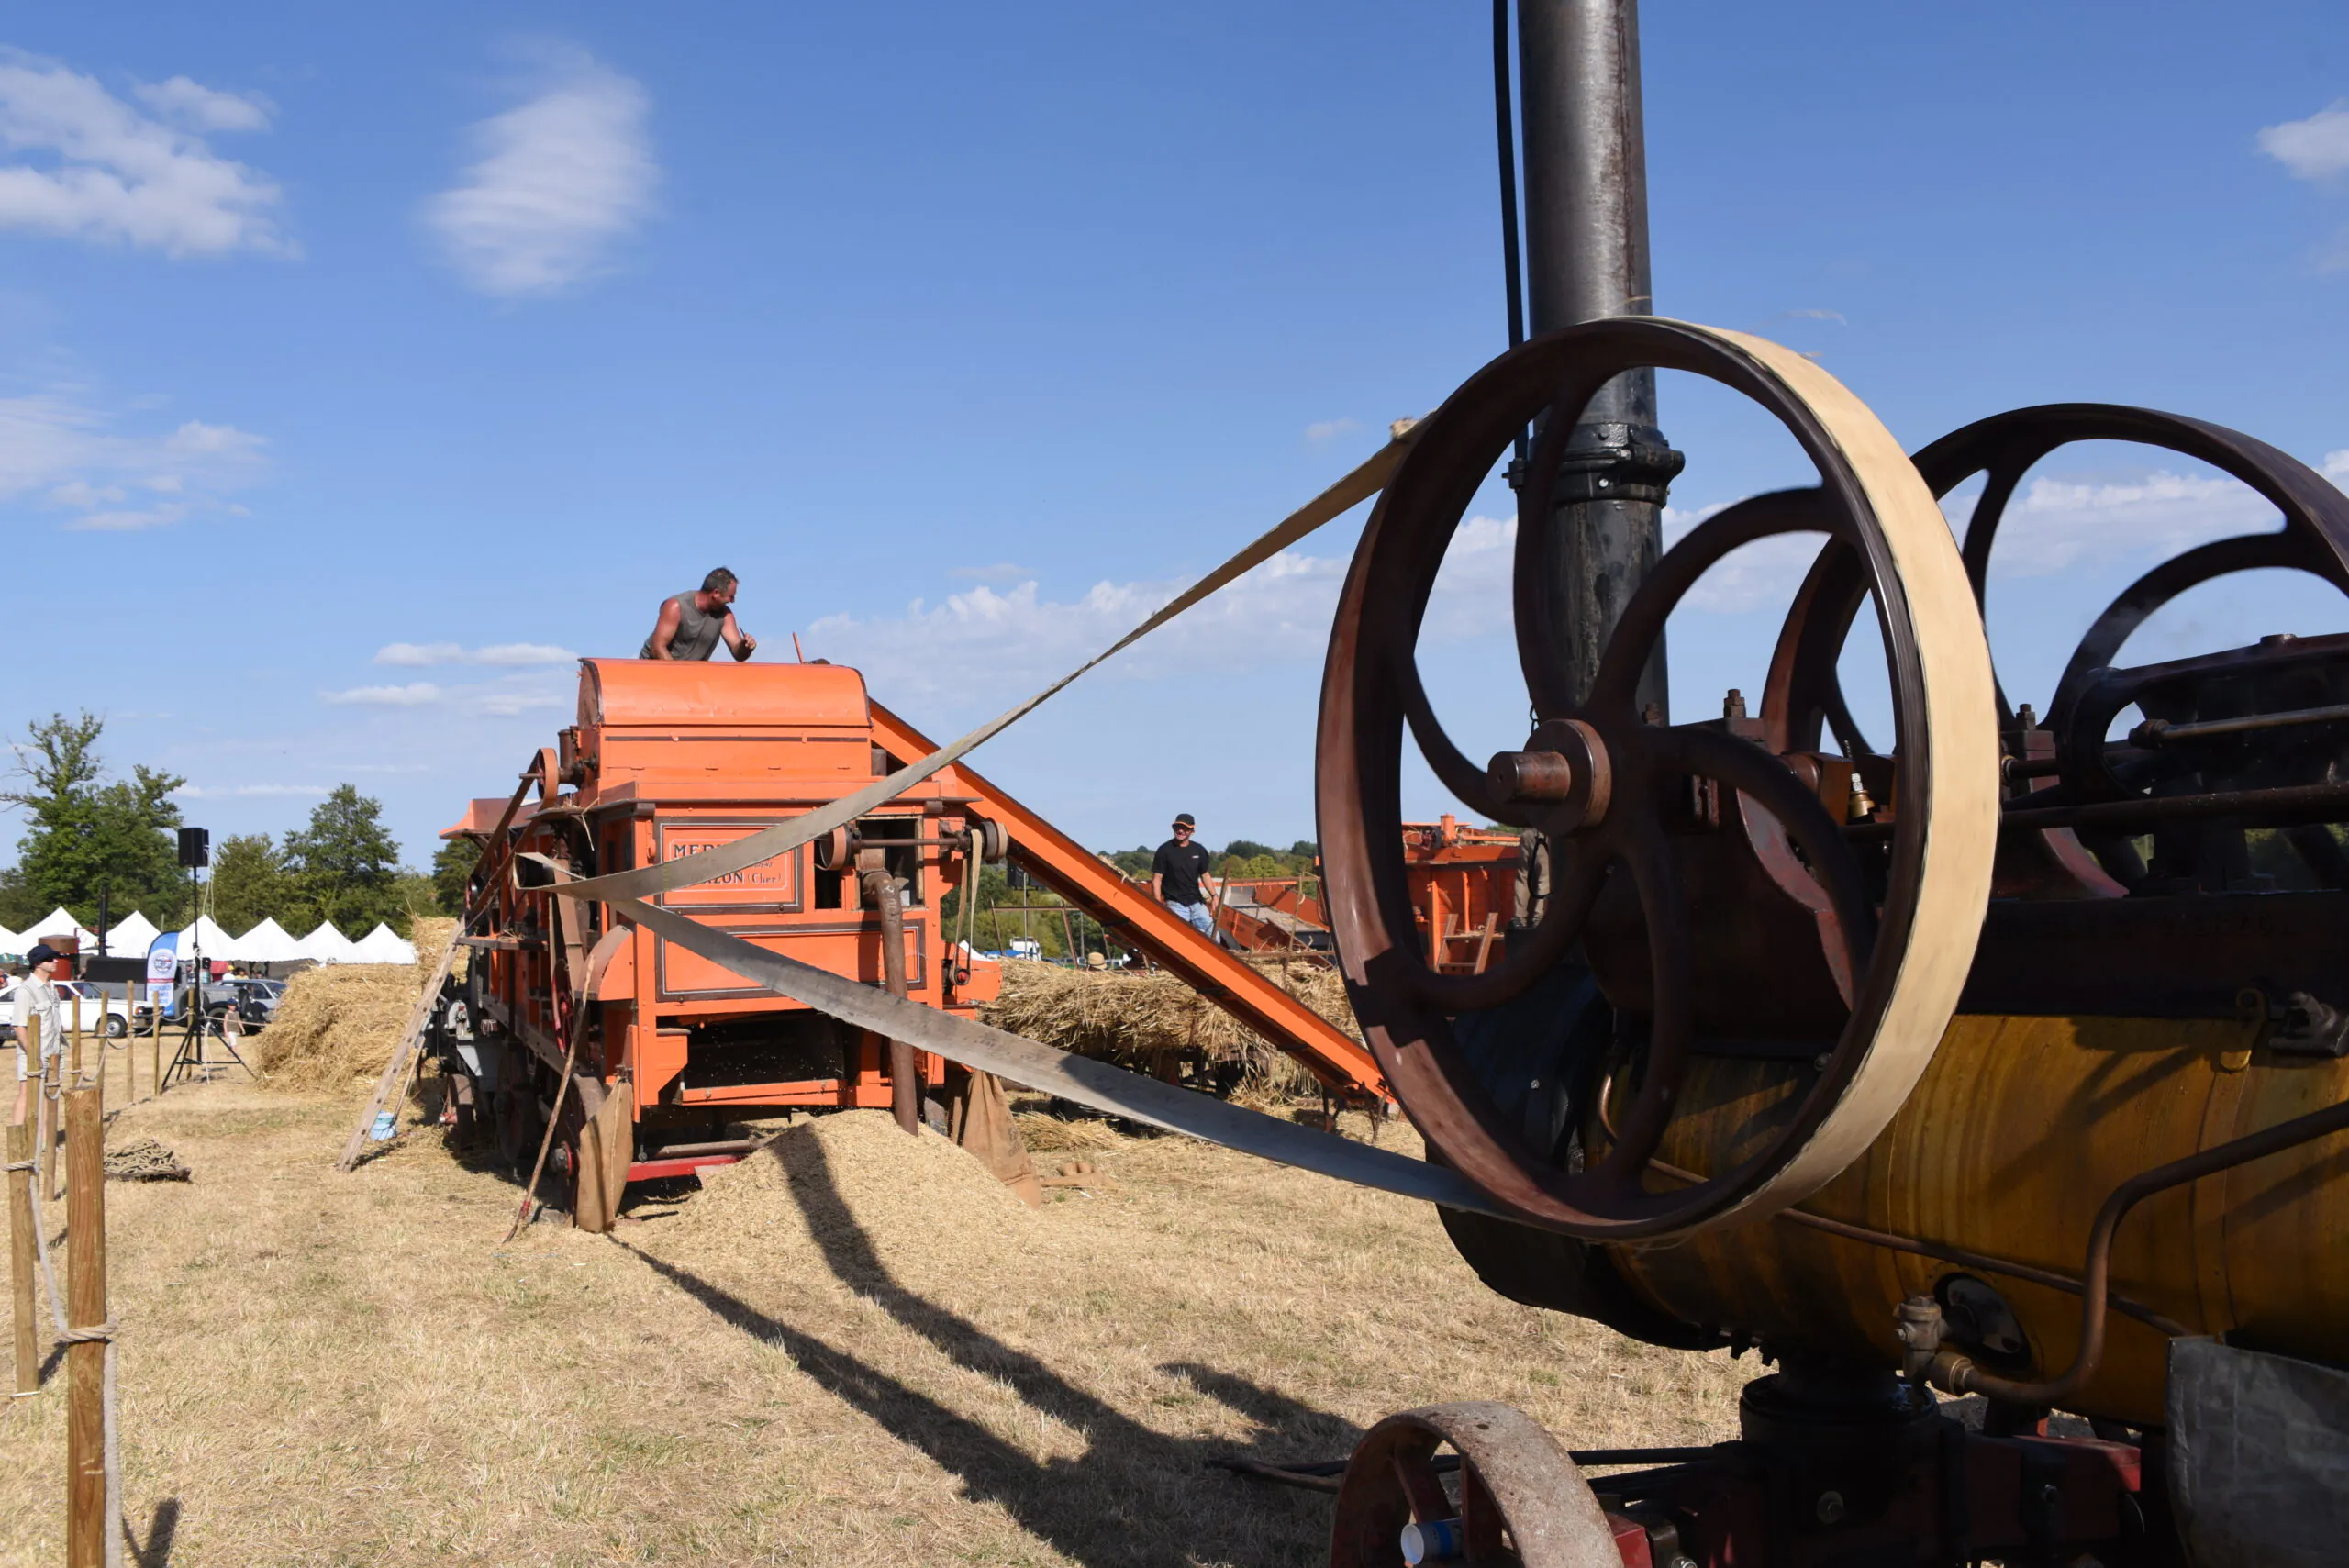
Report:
0,711,465,940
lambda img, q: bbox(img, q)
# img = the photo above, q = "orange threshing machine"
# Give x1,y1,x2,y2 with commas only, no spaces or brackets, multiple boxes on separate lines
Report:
435,656,1386,1229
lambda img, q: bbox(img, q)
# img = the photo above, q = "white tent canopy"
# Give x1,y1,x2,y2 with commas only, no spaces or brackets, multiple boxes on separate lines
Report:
234,917,303,965
0,925,18,956
173,915,242,962
296,922,360,964
348,922,417,964
26,906,96,948
100,910,161,955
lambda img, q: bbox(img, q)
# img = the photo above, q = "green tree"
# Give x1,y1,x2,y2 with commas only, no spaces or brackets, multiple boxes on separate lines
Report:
283,784,405,937
430,837,481,915
2,711,188,927
209,833,292,933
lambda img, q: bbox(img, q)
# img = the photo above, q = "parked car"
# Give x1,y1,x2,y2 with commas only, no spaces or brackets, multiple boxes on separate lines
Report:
0,976,133,1038
131,976,283,1034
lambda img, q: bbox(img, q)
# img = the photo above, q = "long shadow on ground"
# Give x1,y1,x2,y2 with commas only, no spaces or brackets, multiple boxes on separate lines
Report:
621,1136,1363,1566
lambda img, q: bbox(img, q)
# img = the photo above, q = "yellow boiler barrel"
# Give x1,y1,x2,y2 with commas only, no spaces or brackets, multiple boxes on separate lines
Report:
1609,1015,2349,1428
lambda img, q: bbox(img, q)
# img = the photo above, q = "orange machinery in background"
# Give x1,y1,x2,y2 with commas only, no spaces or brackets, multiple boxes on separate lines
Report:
437,658,1387,1228
1401,815,1523,976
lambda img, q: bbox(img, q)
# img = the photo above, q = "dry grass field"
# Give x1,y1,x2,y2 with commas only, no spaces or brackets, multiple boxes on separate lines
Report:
0,1076,1747,1567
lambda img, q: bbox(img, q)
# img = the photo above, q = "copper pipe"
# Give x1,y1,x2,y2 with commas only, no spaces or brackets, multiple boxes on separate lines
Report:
1932,1094,2349,1405
863,869,919,1134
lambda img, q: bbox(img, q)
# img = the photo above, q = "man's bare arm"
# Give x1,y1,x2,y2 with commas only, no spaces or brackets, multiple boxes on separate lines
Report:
723,612,758,661
1152,873,1164,902
647,597,683,660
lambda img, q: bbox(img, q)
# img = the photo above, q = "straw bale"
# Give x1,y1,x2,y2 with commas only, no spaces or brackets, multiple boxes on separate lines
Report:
247,962,417,1090
250,916,459,1093
982,955,1357,1096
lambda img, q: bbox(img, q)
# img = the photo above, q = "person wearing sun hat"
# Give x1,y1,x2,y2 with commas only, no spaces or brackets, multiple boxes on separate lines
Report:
11,942,64,1124
1151,814,1219,939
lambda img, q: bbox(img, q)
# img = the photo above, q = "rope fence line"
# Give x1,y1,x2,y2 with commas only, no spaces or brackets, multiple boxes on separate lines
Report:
7,1013,128,1567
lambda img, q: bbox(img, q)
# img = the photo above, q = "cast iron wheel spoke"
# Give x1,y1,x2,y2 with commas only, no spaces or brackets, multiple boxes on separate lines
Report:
1645,724,1876,974
1761,530,1873,757
1396,650,1519,822
1586,490,1839,715
1459,1461,1508,1561
1391,1444,1453,1527
1593,822,1692,1188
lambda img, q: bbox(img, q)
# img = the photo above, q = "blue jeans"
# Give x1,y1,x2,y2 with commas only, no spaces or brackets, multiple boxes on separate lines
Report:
1169,900,1216,937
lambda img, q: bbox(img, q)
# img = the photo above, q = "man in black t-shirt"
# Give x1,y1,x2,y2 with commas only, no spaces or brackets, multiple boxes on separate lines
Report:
1151,814,1218,938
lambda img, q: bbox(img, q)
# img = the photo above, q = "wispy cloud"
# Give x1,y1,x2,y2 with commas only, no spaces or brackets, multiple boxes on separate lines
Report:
321,683,444,707
0,50,285,256
133,76,272,134
1305,418,1359,443
1947,467,2281,579
174,782,328,799
2261,103,2349,182
803,516,1520,706
425,49,657,296
0,386,267,531
373,640,577,667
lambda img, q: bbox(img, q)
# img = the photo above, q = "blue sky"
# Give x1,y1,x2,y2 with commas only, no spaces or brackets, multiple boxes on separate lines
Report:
3,1,2348,886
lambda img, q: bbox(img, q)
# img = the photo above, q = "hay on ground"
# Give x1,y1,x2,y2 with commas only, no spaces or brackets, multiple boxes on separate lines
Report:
983,955,1356,1096
655,1109,1031,1260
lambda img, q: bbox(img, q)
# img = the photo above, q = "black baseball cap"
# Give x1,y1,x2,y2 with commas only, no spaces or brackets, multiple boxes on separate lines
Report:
1173,813,1196,829
25,943,60,966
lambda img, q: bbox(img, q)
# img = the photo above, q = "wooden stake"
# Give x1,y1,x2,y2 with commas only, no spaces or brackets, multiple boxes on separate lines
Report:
64,1082,107,1568
6,1118,34,1396
43,1025,61,1205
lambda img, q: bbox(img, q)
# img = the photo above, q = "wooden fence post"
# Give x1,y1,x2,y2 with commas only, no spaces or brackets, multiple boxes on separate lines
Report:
7,1117,34,1397
65,1081,108,1568
42,1020,61,1205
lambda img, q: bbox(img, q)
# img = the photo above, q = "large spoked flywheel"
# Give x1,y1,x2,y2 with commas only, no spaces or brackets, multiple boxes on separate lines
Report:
1316,317,2000,1240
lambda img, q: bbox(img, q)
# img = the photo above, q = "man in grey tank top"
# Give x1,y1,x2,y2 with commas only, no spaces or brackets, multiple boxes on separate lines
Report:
640,567,758,661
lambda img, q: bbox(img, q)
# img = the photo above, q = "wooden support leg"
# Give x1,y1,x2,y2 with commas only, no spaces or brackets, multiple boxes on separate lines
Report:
65,1082,108,1568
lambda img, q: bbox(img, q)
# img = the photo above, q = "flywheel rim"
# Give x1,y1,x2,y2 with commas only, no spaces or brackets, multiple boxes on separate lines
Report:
1315,316,1999,1240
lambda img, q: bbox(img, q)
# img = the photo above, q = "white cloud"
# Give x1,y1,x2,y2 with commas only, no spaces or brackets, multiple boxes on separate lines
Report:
69,501,191,532
2261,103,2349,182
466,689,566,717
2324,450,2349,483
174,782,328,799
0,386,265,531
1305,418,1360,442
133,76,271,134
373,640,577,667
804,516,1521,706
1960,468,2279,579
322,683,445,707
0,50,285,255
425,51,657,296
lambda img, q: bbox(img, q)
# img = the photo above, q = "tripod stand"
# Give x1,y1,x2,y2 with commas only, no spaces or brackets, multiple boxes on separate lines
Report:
162,860,247,1087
